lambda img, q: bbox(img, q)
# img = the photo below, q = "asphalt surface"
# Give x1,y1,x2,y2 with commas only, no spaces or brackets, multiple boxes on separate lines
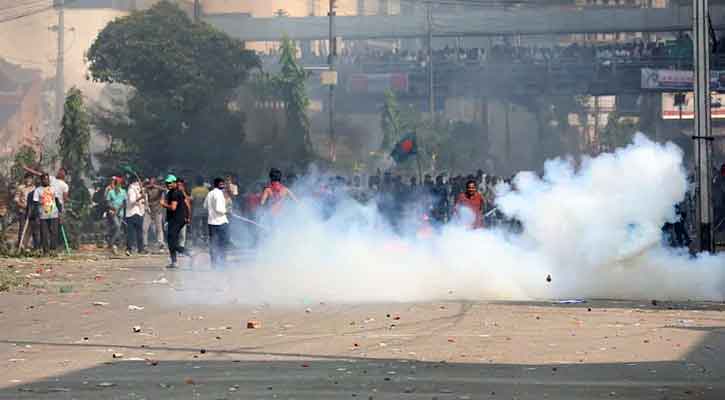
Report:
0,253,724,399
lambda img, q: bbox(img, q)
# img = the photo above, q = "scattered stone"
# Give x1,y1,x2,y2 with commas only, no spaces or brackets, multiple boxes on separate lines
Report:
97,382,116,388
546,274,552,283
651,300,658,306
132,326,142,333
305,308,312,313
199,349,207,354
247,320,261,329
127,305,144,311
48,387,70,392
403,386,415,393
184,377,195,385
112,353,124,359
92,301,109,306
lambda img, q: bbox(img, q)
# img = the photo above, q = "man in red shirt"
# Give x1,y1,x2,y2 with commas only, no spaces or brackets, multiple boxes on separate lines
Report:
260,168,297,216
454,179,485,229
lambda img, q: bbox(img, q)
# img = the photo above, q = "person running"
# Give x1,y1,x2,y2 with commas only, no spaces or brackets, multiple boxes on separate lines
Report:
160,175,188,268
204,178,229,267
454,179,485,229
260,168,297,216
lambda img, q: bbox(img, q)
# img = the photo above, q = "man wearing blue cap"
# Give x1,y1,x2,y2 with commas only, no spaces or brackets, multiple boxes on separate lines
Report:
160,174,188,268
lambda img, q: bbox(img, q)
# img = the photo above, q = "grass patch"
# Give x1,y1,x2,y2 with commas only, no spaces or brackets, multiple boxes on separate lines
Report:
0,267,24,292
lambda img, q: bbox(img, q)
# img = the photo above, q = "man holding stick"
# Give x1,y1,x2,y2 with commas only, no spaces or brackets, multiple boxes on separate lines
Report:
204,178,229,267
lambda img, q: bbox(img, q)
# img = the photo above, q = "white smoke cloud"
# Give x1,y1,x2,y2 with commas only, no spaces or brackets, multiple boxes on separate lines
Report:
170,133,725,304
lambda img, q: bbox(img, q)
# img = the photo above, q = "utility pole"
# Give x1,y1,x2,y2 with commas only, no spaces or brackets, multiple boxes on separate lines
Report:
54,0,65,125
426,2,434,120
193,0,200,22
693,0,714,252
328,0,337,162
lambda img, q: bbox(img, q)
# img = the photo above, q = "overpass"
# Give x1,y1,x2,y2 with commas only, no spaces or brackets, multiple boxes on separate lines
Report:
206,6,725,42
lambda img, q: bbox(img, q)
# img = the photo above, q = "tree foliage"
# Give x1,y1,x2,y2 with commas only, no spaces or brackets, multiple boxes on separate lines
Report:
87,1,260,174
273,37,311,162
380,89,402,153
58,87,92,211
10,145,38,183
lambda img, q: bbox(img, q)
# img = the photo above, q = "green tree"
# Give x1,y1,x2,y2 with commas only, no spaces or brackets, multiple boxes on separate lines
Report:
272,37,311,162
87,1,259,173
10,145,38,183
58,87,92,210
380,89,403,153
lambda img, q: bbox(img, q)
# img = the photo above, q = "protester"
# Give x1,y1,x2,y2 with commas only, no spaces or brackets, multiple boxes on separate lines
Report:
191,176,209,245
24,165,69,205
143,177,165,250
160,175,188,268
260,168,298,216
125,176,146,255
225,174,239,212
33,173,63,254
14,173,36,248
176,179,192,249
454,179,485,229
105,177,127,255
205,177,229,267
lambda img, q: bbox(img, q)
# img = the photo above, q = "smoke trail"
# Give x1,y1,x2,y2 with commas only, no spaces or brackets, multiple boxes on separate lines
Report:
172,134,725,304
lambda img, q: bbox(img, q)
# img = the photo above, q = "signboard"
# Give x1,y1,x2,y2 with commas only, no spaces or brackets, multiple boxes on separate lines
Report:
642,68,725,91
347,73,409,94
320,71,338,86
661,92,725,119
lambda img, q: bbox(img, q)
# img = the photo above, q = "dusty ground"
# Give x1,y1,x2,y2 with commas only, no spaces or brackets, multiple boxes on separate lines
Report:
0,251,724,399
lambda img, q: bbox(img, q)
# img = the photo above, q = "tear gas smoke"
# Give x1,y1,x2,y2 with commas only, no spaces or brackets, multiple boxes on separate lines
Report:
171,134,725,304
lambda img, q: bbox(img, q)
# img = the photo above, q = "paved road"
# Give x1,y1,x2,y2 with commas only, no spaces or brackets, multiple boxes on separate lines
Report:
0,254,724,399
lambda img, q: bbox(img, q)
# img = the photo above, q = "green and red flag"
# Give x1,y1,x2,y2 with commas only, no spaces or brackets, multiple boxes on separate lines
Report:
390,132,417,163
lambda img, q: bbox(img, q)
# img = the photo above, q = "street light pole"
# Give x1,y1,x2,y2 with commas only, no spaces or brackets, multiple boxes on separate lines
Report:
427,1,434,120
693,0,714,252
328,0,337,162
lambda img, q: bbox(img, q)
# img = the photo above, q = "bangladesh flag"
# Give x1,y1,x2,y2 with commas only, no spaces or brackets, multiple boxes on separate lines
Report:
390,132,417,163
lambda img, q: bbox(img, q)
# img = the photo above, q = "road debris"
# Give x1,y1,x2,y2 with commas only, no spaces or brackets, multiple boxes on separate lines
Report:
128,305,144,311
132,326,142,333
247,320,261,329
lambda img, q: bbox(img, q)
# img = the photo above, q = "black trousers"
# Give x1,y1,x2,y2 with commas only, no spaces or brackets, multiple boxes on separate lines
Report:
125,214,144,252
39,218,59,253
167,222,186,263
208,223,229,267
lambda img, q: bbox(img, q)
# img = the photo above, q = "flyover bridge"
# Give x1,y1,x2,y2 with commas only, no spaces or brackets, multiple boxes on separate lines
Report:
207,6,725,42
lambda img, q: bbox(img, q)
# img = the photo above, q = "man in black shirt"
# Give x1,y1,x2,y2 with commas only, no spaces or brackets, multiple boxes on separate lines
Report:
160,175,188,268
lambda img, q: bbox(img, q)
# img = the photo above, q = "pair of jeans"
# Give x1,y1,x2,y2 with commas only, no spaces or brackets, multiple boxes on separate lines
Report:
208,223,229,267
167,222,186,264
107,212,123,247
125,214,144,253
143,211,164,247
39,218,59,253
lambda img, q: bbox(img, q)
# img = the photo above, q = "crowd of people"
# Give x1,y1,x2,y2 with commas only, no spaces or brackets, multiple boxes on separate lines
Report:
259,36,699,71
2,161,724,266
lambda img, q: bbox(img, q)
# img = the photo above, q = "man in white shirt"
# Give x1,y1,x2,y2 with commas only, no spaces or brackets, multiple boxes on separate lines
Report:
204,177,229,267
125,176,146,255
